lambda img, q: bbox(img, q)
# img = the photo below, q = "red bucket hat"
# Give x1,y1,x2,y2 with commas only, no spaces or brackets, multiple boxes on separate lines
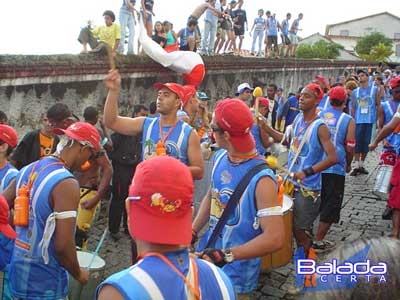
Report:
328,86,347,103
181,85,197,107
0,195,17,239
0,124,18,148
127,156,194,245
304,83,324,102
258,97,269,109
53,122,101,151
154,82,185,102
390,77,400,89
214,98,255,153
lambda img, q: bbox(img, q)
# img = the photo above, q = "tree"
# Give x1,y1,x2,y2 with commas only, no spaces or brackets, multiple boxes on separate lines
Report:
296,40,343,59
355,32,393,60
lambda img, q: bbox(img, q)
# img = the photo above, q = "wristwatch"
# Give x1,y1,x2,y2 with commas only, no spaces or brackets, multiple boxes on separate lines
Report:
223,248,235,263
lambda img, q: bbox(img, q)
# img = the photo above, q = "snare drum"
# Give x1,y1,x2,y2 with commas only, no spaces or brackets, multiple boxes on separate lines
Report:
261,195,293,272
373,165,393,200
69,251,106,300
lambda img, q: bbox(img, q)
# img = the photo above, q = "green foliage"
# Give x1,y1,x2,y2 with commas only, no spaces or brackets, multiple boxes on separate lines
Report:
296,40,343,59
355,32,393,56
359,42,394,62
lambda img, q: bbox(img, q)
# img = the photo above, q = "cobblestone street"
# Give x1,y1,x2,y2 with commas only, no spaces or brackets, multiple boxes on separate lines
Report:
87,148,390,299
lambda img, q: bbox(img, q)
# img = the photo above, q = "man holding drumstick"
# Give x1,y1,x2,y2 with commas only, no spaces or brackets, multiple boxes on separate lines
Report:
192,98,284,299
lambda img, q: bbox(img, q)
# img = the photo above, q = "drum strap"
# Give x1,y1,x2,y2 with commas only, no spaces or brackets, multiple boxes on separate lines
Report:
205,162,269,249
39,210,77,264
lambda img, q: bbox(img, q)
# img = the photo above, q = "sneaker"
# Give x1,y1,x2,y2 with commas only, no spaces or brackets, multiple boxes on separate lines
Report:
349,168,360,176
312,240,336,253
358,167,369,174
109,231,123,241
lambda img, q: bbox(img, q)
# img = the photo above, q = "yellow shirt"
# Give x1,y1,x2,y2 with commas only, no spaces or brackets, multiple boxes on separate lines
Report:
91,24,121,47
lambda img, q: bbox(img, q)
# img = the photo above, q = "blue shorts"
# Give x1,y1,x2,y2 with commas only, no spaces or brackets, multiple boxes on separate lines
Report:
355,123,373,153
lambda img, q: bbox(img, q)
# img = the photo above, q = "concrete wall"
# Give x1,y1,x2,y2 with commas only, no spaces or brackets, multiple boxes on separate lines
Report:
0,54,369,136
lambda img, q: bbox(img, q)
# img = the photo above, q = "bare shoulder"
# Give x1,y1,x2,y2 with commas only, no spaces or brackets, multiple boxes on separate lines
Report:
97,284,125,300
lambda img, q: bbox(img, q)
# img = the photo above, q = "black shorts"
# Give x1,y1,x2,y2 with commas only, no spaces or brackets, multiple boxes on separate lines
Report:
234,26,245,36
281,34,291,45
180,44,197,52
320,173,345,223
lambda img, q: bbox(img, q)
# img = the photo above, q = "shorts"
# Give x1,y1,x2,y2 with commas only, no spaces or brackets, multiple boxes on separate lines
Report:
355,123,373,153
289,32,298,45
180,44,197,52
217,27,226,39
221,19,233,31
281,34,291,45
267,35,278,48
234,26,245,36
320,173,345,223
293,190,321,231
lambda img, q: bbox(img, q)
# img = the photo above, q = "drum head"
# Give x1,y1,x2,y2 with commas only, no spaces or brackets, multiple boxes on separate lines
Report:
282,195,293,212
77,251,105,270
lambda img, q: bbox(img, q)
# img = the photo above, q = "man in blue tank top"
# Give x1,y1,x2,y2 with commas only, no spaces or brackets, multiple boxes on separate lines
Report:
2,122,102,299
260,83,337,258
314,86,355,252
349,69,381,176
96,156,236,300
192,98,284,297
103,69,204,180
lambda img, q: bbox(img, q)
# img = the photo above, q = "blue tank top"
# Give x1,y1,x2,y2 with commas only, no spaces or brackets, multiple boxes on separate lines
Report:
253,17,265,31
266,17,278,36
382,100,400,151
0,162,17,192
281,19,289,35
179,27,196,47
121,0,136,9
251,124,267,156
197,150,276,293
352,85,378,124
319,108,352,176
142,117,192,164
287,114,325,190
317,95,331,111
10,157,74,299
96,249,236,299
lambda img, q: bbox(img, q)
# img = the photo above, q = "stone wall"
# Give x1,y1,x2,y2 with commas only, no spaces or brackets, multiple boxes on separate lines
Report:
0,54,368,135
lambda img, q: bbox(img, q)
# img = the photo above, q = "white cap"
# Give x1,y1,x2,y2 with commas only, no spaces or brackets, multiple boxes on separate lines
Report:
236,83,254,95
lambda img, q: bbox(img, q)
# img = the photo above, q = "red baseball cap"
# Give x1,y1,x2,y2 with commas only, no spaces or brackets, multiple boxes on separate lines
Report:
314,75,330,89
53,122,101,151
304,83,324,102
328,86,347,103
390,77,400,89
0,124,18,148
258,97,269,109
181,85,197,107
214,98,255,153
0,195,17,239
127,156,194,245
154,82,185,102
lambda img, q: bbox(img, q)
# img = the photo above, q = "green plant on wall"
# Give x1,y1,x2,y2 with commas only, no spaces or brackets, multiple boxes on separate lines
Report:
296,40,342,59
355,32,393,61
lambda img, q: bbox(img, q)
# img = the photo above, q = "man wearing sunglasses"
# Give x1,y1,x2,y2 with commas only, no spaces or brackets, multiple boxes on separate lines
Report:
2,122,102,299
192,98,284,298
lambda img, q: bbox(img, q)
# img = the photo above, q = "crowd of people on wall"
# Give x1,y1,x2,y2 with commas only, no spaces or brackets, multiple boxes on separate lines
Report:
77,0,305,58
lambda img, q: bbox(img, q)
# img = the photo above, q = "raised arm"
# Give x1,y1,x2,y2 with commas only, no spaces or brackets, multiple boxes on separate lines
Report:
103,69,146,136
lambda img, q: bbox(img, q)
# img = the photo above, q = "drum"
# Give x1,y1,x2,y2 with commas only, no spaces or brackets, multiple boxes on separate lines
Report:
373,165,393,200
69,251,106,300
261,195,293,272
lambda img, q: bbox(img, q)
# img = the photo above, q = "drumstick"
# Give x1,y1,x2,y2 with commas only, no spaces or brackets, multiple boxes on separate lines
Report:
253,87,263,120
87,227,108,269
266,155,311,192
106,45,116,70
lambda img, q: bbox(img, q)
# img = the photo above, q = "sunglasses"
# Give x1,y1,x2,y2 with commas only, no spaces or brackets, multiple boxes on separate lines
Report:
210,123,224,133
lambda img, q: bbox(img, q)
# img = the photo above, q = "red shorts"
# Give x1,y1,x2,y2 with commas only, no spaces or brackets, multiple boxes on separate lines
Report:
388,157,400,209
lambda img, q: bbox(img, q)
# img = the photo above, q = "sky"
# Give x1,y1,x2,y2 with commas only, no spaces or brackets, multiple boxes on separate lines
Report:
1,1,400,55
